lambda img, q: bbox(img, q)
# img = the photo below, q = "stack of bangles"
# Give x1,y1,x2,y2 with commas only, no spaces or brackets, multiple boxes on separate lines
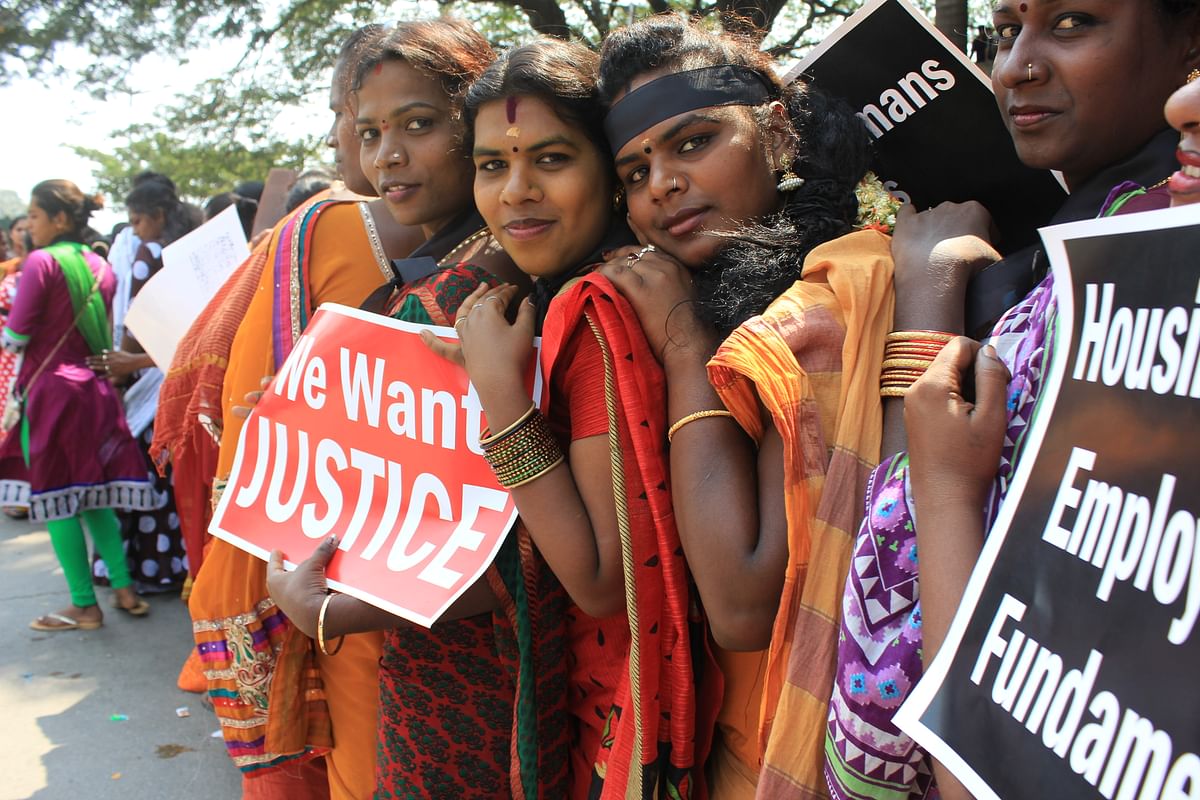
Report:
880,330,956,398
480,403,565,488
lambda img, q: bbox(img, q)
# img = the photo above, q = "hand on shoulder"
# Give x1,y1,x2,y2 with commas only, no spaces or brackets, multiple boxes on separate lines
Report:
891,202,1002,332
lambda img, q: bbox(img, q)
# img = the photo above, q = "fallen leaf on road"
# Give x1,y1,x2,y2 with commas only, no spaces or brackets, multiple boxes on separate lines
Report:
155,744,195,759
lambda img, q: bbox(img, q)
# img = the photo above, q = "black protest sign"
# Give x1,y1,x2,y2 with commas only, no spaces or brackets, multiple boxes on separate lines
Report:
787,0,1065,254
895,205,1200,800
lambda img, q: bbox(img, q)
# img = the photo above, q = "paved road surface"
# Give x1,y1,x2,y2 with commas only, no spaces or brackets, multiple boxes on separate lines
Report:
0,515,242,799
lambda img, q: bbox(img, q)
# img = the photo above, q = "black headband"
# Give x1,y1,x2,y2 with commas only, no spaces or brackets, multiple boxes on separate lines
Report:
603,64,776,155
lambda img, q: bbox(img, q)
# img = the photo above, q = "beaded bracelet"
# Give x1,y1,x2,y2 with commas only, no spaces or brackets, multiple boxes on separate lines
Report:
317,592,344,656
479,403,537,447
481,407,564,489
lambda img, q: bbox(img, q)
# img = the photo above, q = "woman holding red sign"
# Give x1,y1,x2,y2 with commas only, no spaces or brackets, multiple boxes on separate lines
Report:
435,37,721,799
185,25,429,800
265,20,574,800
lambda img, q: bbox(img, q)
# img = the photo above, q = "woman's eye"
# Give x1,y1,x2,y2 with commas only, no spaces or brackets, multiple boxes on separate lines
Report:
625,166,649,186
406,118,432,132
536,152,569,166
478,159,505,172
358,128,379,142
993,22,1018,42
1053,14,1090,31
679,134,713,154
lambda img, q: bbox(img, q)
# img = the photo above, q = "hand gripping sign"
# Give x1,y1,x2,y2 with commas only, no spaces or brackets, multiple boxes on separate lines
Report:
209,303,542,627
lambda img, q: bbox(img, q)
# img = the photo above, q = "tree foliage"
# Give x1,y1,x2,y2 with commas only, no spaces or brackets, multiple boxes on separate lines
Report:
2,0,987,201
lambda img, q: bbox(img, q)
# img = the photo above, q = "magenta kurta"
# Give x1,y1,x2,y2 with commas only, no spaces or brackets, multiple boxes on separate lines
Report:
0,248,154,521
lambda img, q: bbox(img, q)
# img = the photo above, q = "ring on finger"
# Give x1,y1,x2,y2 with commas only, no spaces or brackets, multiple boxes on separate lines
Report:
453,317,468,330
485,295,504,305
627,244,655,265
472,302,485,311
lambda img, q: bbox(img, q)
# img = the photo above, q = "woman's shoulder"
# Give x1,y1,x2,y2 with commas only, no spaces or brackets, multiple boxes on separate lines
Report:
20,249,60,278
804,227,893,266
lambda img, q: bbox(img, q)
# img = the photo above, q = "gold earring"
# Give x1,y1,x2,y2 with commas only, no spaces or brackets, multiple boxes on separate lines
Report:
1188,68,1200,84
776,153,804,193
612,187,625,211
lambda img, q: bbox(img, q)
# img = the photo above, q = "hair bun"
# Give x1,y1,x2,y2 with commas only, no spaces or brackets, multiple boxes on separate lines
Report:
87,194,106,213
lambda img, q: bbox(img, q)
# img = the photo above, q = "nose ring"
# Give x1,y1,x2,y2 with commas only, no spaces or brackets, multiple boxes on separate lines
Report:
671,176,678,192
1027,63,1033,82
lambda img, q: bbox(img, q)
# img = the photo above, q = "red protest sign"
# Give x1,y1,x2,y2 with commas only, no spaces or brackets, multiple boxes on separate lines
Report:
209,303,541,627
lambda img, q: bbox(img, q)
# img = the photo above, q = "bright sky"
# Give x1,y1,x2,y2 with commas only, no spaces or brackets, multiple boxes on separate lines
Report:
0,39,330,231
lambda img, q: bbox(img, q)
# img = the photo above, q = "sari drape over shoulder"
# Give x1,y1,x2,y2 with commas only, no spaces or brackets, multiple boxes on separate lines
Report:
541,274,721,800
189,197,390,798
150,239,268,578
706,230,894,799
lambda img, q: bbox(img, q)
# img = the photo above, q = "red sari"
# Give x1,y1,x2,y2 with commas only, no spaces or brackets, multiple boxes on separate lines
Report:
541,274,720,799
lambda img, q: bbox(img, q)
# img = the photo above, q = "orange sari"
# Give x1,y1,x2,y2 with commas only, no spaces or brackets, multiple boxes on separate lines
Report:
189,198,394,799
705,230,893,798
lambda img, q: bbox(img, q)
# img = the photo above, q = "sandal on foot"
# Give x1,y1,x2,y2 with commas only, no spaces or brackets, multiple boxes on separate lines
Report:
110,596,150,616
30,613,102,631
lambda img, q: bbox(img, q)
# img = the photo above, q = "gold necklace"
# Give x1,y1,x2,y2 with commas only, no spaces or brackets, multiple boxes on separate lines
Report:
443,226,493,263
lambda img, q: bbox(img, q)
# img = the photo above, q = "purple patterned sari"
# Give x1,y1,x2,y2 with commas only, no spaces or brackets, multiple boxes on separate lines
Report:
823,183,1169,799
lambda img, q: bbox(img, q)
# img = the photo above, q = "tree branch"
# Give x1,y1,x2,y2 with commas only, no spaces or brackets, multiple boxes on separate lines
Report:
491,0,571,37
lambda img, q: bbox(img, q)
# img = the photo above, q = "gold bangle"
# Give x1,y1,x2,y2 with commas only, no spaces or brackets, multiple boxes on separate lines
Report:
885,330,955,343
881,357,936,371
880,385,910,398
667,409,735,443
479,403,536,447
317,593,344,656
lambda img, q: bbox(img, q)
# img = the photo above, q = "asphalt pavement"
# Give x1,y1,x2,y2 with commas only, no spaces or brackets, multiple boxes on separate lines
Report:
0,514,242,799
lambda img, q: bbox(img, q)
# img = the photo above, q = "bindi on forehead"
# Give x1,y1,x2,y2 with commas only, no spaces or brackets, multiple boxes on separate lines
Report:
1019,2,1027,10
374,63,383,75
505,97,521,144
641,137,652,155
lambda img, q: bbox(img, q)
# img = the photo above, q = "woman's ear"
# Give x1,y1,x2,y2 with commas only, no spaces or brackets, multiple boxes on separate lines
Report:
1180,10,1200,76
52,210,70,233
765,100,793,170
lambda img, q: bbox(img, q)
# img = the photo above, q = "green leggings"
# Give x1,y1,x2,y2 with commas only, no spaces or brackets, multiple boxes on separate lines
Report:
46,509,130,608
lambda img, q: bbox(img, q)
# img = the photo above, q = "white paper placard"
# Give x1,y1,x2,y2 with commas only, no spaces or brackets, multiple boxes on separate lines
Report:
123,204,249,370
